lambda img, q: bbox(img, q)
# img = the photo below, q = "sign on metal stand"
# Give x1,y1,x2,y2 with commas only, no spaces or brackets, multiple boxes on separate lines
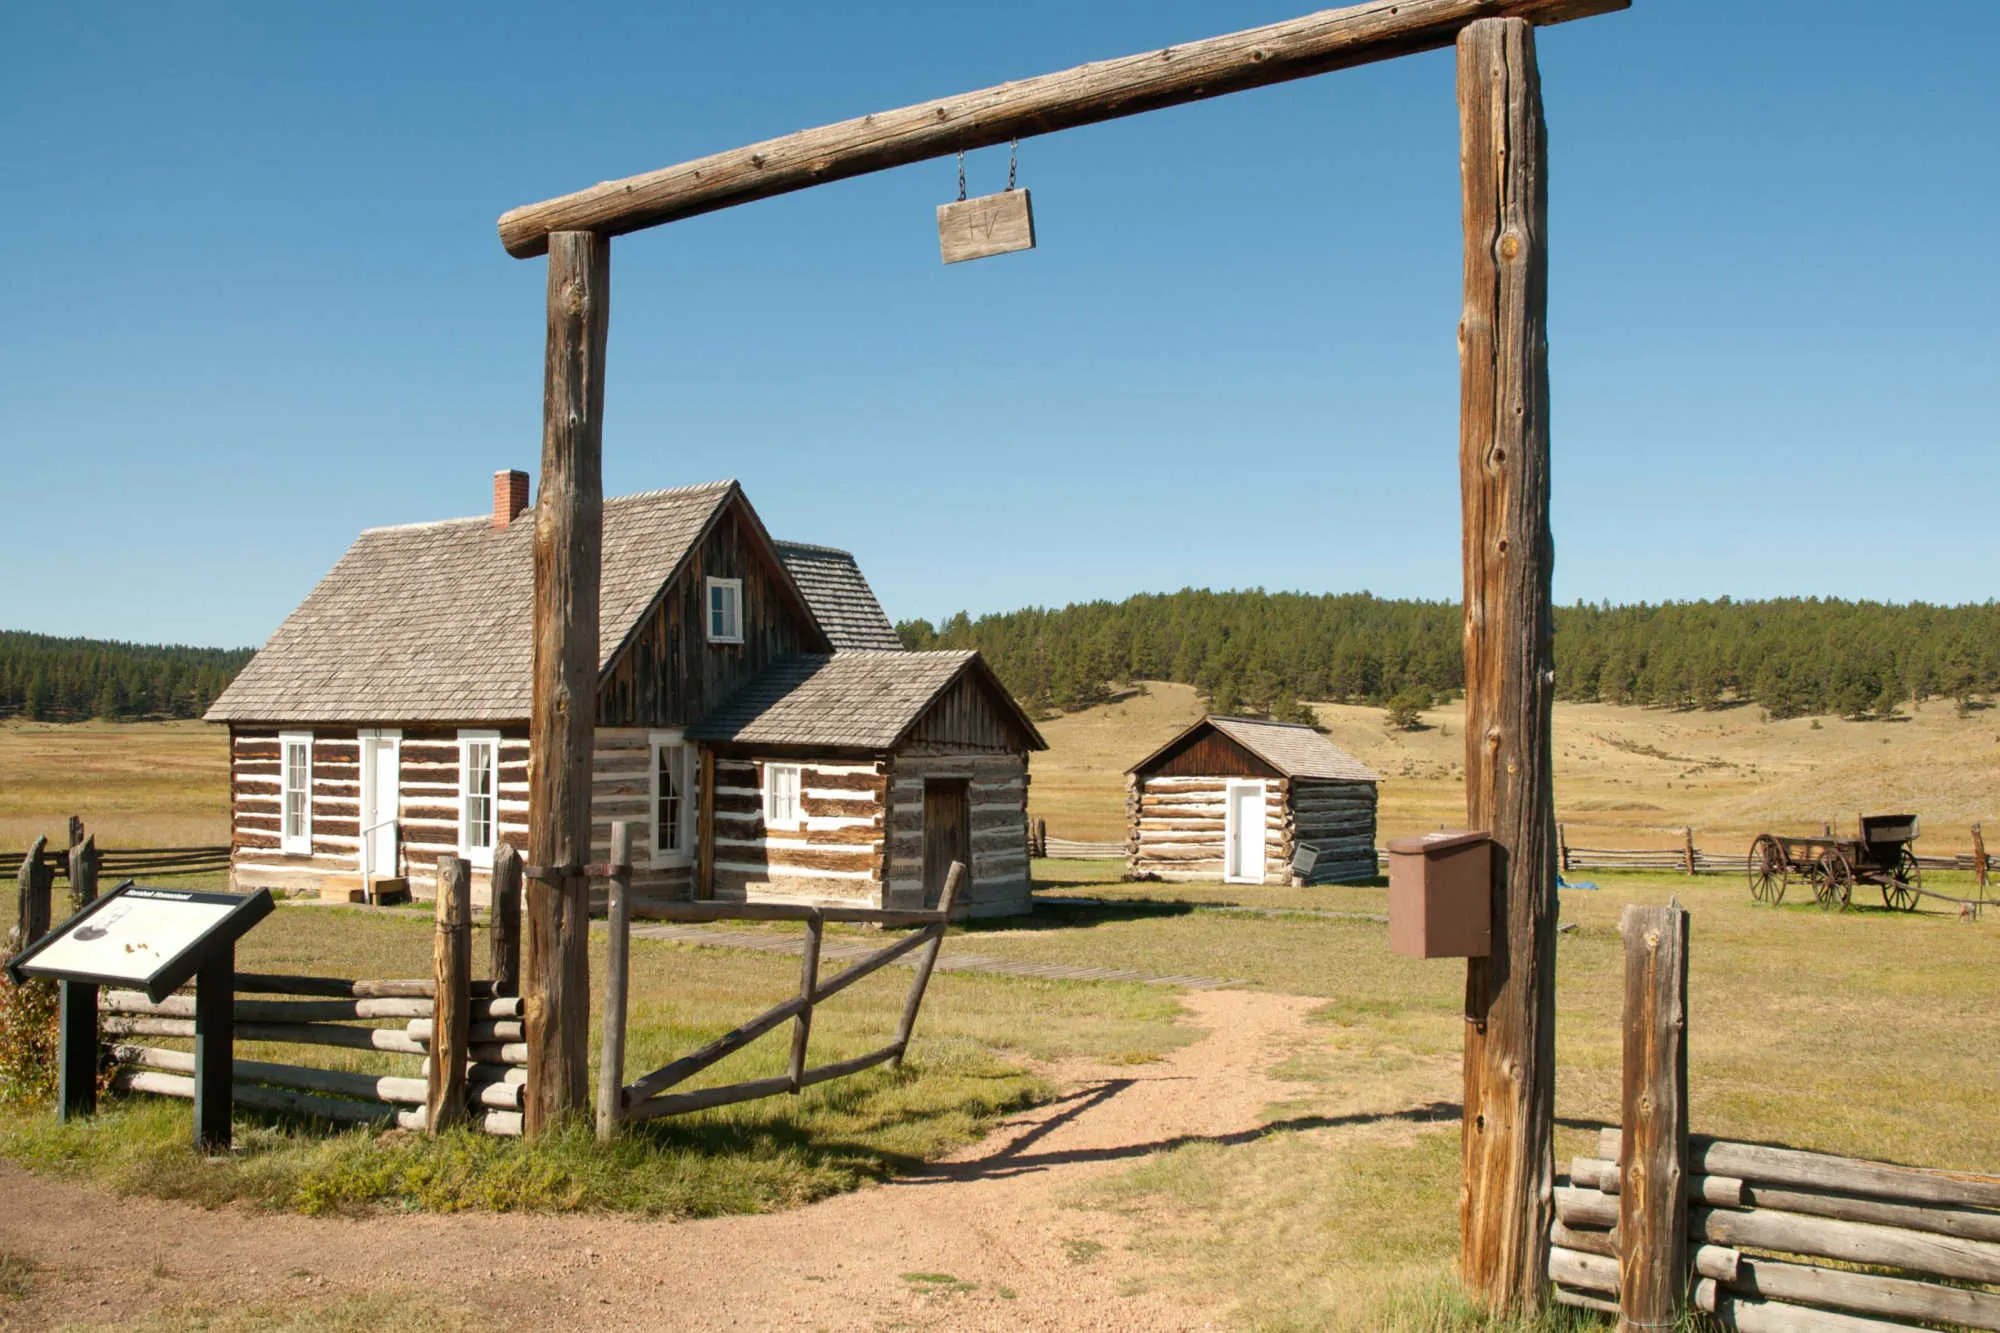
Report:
6,882,274,1152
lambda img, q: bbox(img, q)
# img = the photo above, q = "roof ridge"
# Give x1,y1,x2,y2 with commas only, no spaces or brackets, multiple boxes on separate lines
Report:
774,539,855,557
1213,714,1316,730
356,479,738,536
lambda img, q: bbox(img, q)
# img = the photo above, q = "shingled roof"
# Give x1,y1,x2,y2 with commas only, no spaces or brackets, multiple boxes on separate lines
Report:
1130,715,1380,782
774,542,902,651
206,480,832,723
687,650,1046,751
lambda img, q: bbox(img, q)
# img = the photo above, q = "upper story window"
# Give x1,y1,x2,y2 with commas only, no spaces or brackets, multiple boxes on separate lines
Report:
280,731,313,855
706,577,743,645
459,730,499,866
763,762,802,830
650,731,693,868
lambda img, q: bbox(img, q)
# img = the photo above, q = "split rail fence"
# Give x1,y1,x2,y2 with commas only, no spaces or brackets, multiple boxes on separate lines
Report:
595,823,961,1141
1549,901,2000,1329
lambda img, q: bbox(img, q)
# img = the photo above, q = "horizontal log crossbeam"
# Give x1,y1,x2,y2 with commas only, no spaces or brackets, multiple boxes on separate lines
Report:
615,865,964,1125
495,0,1627,256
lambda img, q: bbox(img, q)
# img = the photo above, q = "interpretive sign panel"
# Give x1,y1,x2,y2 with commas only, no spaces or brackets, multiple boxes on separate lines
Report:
7,883,272,1002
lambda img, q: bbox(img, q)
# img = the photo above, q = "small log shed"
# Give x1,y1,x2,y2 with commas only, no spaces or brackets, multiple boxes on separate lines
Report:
1125,716,1380,886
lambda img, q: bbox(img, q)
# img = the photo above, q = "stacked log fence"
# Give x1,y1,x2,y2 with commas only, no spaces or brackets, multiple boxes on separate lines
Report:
1550,900,2000,1329
98,853,527,1136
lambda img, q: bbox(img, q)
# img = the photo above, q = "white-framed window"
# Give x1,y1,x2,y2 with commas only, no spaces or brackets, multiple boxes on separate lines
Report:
763,762,802,830
705,576,744,644
279,731,313,855
649,730,694,868
458,729,500,867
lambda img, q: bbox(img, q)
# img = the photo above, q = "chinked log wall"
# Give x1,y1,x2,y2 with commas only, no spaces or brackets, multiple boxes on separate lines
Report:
886,751,1031,916
1127,774,1289,885
229,727,530,902
588,728,694,910
711,757,889,905
1289,779,1380,885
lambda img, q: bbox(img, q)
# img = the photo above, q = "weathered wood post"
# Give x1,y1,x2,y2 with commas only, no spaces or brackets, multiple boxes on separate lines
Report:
1617,901,1690,1330
788,909,823,1091
427,855,472,1132
596,822,632,1143
1682,827,1696,877
893,860,964,1065
1557,823,1570,874
1456,16,1558,1317
524,228,607,1136
1973,822,1989,896
68,834,100,912
489,842,522,996
13,836,53,950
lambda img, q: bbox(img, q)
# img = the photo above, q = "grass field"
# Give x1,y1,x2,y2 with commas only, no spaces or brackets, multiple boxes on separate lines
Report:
0,719,228,850
1027,681,2000,850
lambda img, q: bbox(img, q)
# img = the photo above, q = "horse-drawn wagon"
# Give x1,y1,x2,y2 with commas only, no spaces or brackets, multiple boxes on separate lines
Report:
1746,814,1922,911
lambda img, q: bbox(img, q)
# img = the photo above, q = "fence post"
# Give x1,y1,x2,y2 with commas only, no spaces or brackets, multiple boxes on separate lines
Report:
1973,823,1989,896
427,856,472,1133
489,842,523,996
1683,827,1696,877
892,860,964,1067
1617,901,1690,1332
68,835,100,912
12,836,52,950
788,909,823,1092
595,822,632,1143
1558,824,1570,874
67,815,83,851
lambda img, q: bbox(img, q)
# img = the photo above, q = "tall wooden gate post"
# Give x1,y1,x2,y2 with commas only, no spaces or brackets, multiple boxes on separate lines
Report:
1617,902,1690,1330
1456,16,1558,1316
428,855,472,1132
524,228,608,1136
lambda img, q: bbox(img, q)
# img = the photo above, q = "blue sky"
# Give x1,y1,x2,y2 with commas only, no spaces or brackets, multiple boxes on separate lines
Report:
4,1,1995,647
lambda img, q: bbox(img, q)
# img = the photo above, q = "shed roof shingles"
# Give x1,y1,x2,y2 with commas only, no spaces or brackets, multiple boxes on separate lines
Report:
773,542,903,652
1205,716,1380,782
686,651,976,750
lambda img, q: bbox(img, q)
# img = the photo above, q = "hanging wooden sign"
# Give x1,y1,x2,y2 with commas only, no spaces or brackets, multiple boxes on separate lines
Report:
937,189,1035,265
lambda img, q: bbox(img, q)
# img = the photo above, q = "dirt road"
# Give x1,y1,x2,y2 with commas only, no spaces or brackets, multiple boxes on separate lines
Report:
2,990,1323,1332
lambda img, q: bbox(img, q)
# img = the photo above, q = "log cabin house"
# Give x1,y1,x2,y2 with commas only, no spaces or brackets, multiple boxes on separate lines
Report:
1125,716,1379,886
205,474,1046,917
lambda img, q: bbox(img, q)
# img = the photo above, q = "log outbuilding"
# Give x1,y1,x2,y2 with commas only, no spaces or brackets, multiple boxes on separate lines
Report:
1125,716,1379,886
205,474,1046,918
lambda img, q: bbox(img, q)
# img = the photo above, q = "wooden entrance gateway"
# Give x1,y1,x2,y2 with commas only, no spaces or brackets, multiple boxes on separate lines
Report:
496,0,1629,1316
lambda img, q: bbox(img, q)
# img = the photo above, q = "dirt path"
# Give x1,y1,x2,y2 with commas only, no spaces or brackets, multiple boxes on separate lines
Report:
1,990,1324,1332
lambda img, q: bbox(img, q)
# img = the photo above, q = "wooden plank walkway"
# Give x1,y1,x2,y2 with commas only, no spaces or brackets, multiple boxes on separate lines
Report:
623,922,1242,990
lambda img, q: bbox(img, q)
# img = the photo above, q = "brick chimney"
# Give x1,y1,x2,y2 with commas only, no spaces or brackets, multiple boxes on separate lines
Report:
493,469,531,529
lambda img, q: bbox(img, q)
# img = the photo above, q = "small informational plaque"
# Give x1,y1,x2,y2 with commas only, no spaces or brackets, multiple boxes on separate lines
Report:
8,883,273,1003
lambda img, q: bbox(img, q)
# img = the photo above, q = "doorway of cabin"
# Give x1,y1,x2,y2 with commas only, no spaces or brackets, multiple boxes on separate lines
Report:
922,778,971,907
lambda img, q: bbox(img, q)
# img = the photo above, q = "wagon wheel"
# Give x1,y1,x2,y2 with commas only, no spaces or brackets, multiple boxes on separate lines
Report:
1814,851,1853,912
1747,835,1785,904
1882,848,1921,912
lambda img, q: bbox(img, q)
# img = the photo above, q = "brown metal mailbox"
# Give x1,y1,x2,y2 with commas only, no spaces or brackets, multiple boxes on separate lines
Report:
1387,830,1492,959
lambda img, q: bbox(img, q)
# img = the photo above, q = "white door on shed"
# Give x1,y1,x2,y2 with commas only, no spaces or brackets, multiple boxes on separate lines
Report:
358,731,401,877
1225,780,1266,884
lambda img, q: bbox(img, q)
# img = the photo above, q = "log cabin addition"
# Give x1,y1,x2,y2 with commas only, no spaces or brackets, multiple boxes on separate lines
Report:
1125,715,1380,887
207,473,1044,916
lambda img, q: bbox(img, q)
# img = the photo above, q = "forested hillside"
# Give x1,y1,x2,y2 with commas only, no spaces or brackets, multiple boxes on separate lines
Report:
0,632,250,721
898,592,2000,722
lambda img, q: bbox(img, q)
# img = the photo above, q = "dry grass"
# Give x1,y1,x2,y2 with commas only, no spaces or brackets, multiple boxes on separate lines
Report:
1028,682,2000,852
1003,866,2000,1328
0,720,228,850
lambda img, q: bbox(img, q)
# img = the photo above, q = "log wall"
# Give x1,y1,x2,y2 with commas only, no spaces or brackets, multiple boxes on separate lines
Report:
710,757,888,907
1289,778,1379,885
587,728,695,912
1127,774,1285,885
229,724,530,904
884,751,1030,917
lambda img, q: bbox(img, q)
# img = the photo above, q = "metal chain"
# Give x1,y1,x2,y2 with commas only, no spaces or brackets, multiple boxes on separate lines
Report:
956,150,966,202
1008,139,1018,191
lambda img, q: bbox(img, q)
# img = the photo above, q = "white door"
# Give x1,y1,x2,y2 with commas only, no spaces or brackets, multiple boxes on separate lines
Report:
358,732,401,877
1225,781,1267,884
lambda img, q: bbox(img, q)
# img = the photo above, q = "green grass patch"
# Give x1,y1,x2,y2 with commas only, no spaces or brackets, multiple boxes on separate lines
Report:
0,1252,37,1300
108,1291,472,1333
